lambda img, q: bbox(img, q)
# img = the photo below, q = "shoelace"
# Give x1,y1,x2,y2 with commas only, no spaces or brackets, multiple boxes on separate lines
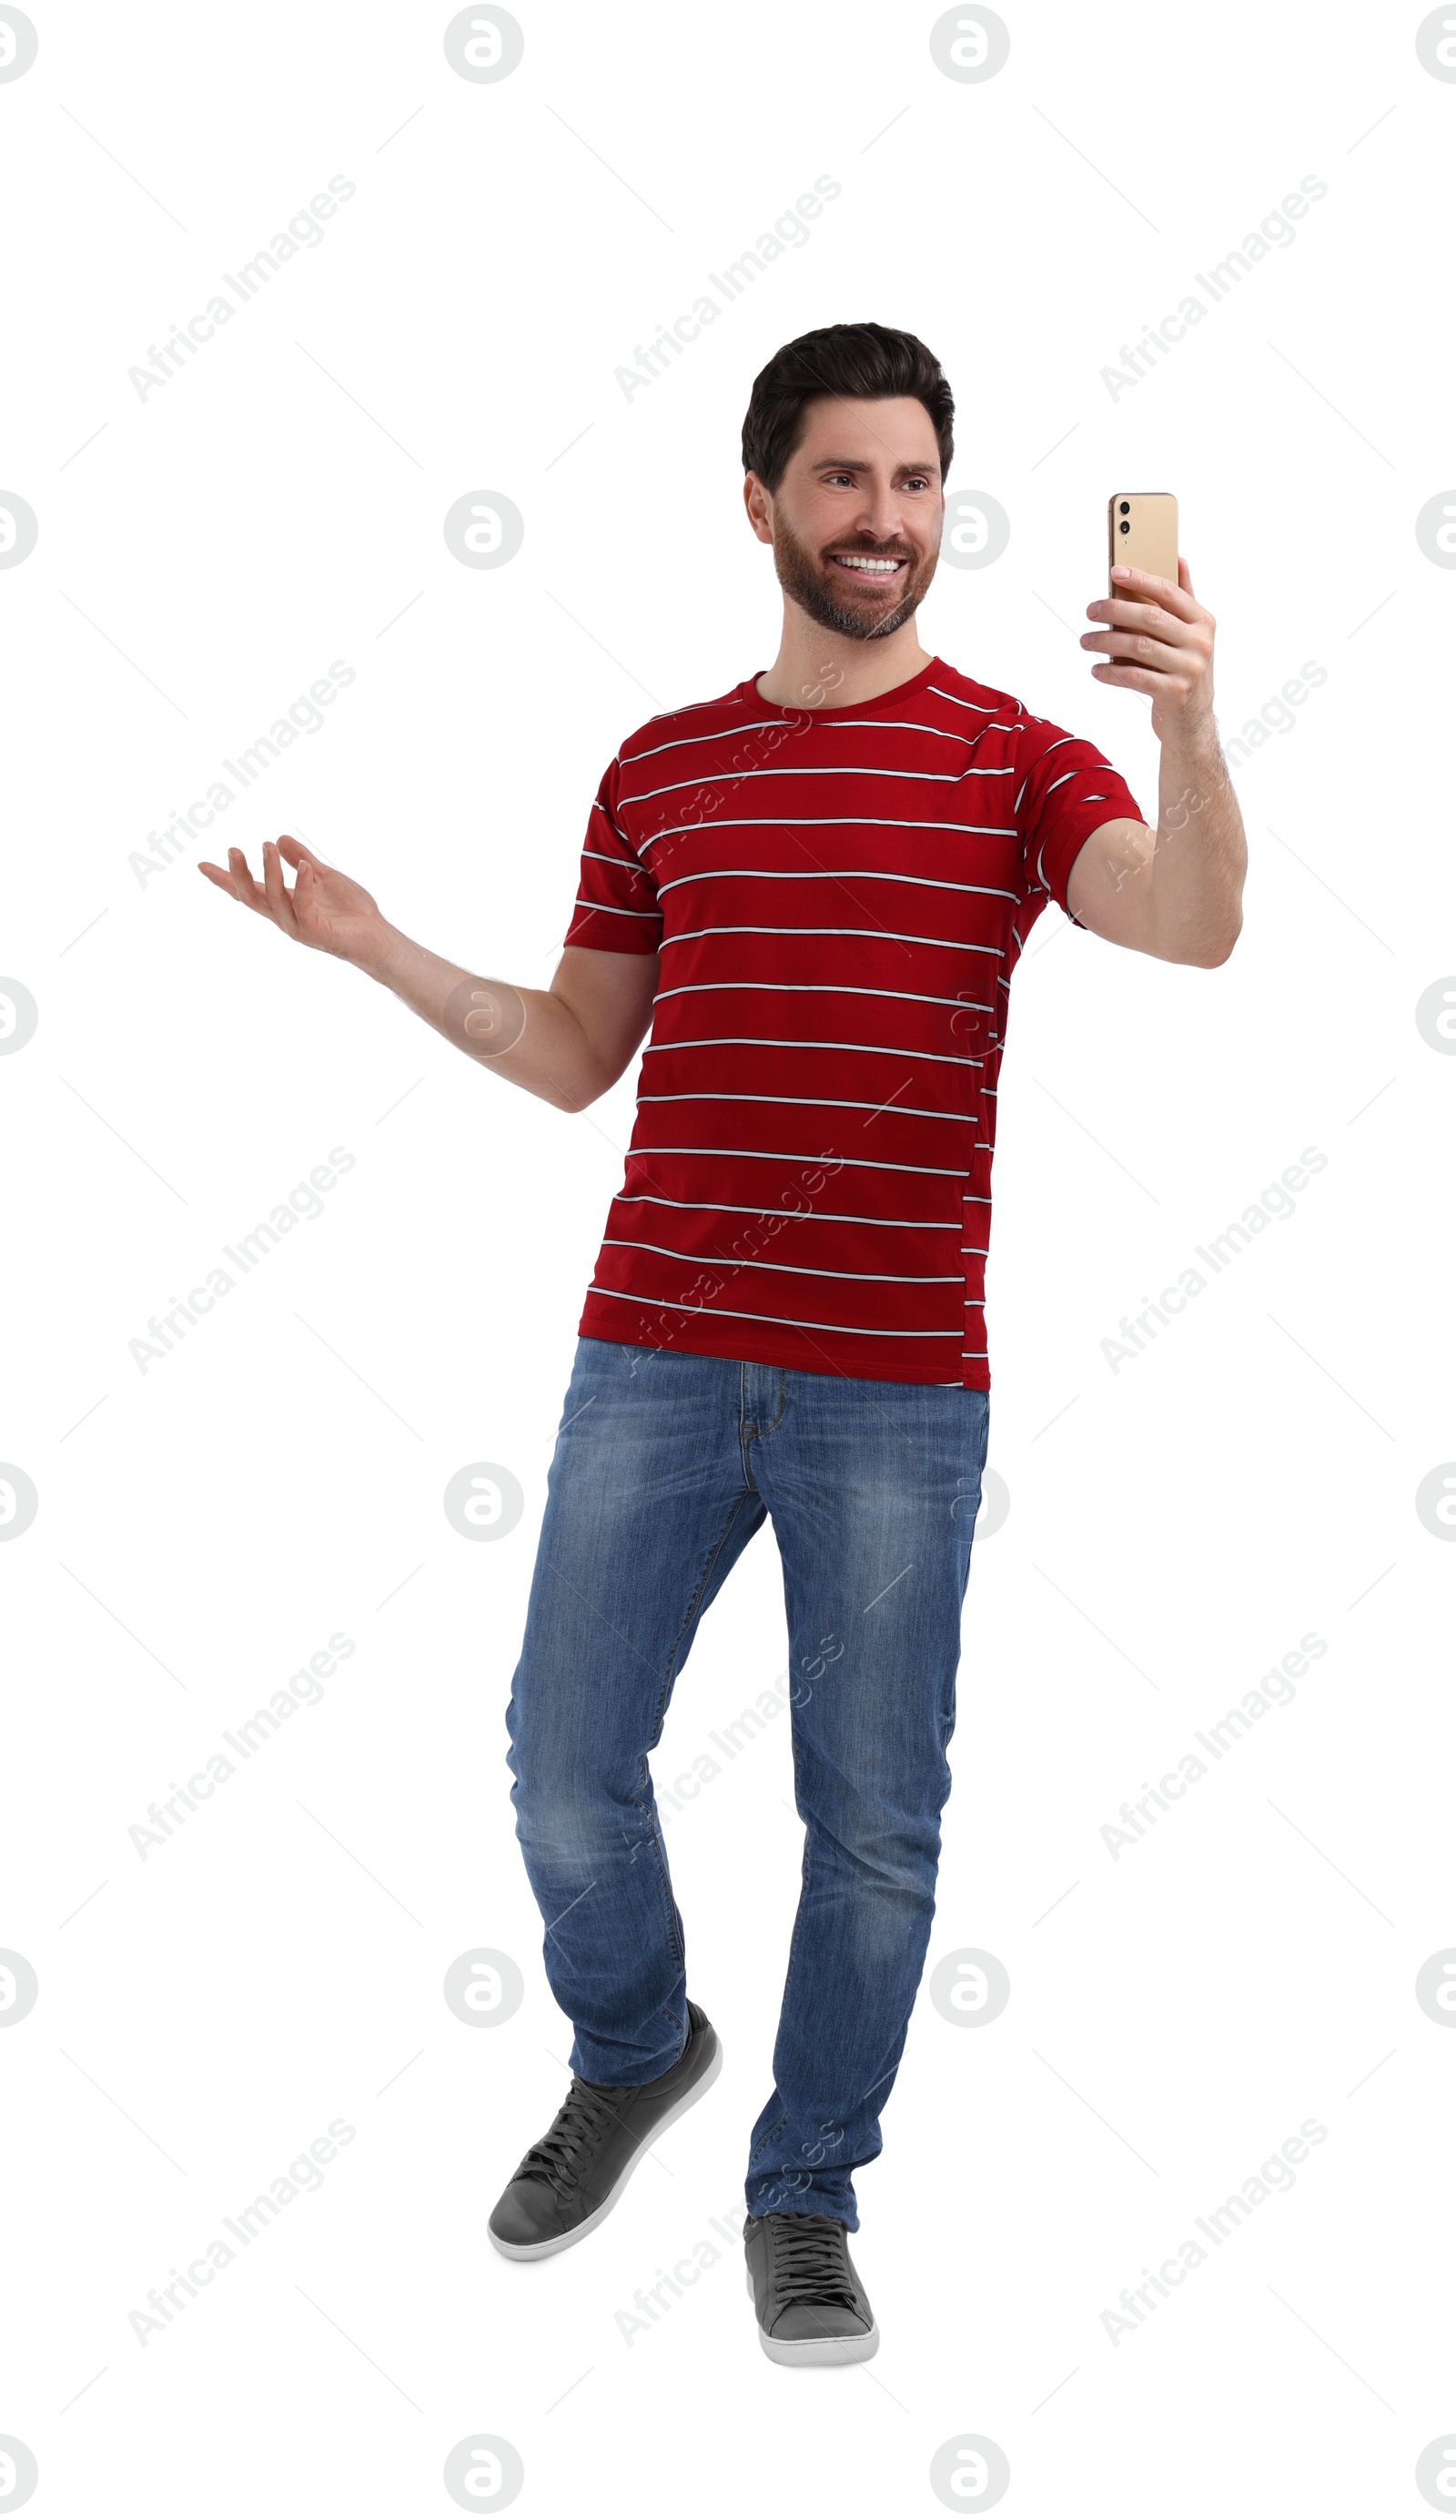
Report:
514,2079,623,2200
769,2216,860,2313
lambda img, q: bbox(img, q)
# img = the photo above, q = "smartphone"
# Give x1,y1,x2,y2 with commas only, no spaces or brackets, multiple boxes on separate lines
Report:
1108,491,1178,591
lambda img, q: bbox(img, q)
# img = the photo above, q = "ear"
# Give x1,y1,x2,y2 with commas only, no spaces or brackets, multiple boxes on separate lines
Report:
743,471,775,547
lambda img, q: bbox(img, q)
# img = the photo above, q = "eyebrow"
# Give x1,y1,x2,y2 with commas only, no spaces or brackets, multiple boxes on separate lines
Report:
813,455,940,474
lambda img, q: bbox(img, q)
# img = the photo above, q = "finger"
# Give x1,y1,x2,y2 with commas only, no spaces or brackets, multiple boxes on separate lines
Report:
1090,661,1165,694
1108,562,1198,620
217,847,270,913
1082,630,1188,667
260,838,300,934
276,834,332,876
1178,555,1195,599
1086,598,1201,643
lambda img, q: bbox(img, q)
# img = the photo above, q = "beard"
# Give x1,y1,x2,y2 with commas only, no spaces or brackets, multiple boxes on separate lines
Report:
769,513,938,643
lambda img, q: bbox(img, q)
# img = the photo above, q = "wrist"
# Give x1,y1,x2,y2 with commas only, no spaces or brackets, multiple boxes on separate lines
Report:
1159,703,1218,760
356,921,413,988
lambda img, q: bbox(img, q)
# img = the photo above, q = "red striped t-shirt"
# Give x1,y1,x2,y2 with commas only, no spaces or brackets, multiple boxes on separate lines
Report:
564,655,1141,1388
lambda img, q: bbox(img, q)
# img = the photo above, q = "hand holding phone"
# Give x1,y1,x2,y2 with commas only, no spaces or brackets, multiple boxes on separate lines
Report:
1085,491,1218,742
1108,491,1178,590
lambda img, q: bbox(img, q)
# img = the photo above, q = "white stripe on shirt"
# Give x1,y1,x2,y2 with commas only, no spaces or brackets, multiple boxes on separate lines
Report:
618,1192,962,1228
601,1239,962,1284
621,762,1016,804
629,1145,967,1175
642,1035,978,1067
655,865,1019,903
655,980,996,1011
657,925,1003,955
636,1092,972,1121
585,1284,963,1337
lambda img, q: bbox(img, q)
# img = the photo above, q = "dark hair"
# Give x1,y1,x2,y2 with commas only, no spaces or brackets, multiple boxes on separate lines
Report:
741,322,955,491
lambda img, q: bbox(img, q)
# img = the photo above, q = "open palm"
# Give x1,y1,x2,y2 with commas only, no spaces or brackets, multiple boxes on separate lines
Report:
197,835,386,962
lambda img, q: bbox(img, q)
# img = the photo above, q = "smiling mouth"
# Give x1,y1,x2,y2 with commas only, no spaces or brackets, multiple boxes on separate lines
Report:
828,552,910,583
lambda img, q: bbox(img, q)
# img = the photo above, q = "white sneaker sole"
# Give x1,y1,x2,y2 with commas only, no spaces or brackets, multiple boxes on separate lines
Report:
489,2034,723,2262
745,2266,880,2363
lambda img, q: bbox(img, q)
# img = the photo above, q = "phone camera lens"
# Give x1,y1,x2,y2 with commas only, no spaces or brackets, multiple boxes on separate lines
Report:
1119,520,1130,534
1118,501,1130,515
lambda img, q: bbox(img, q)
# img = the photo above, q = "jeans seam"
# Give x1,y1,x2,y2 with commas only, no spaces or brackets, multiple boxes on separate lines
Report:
737,1361,755,1485
639,1802,687,1978
753,1771,818,2191
631,1487,759,1973
648,1487,758,1744
747,2107,789,2169
777,1811,814,2036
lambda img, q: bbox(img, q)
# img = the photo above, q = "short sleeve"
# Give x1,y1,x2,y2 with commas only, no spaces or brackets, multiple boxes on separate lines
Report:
562,756,662,955
1015,719,1144,923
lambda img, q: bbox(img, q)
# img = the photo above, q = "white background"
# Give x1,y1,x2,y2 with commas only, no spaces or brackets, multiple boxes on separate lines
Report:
3,2,1454,2513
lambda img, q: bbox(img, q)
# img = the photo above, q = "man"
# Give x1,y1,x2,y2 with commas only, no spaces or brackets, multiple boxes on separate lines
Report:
201,322,1245,2366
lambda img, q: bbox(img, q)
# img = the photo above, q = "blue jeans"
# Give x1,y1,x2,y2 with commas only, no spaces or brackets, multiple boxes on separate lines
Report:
505,1337,989,2230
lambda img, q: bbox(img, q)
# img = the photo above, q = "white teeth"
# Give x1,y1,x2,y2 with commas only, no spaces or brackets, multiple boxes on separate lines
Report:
836,556,902,572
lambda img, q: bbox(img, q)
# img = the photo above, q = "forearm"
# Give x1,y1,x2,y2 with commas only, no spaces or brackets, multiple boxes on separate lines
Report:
1073,724,1246,963
359,923,610,1111
1078,558,1246,966
1147,715,1247,965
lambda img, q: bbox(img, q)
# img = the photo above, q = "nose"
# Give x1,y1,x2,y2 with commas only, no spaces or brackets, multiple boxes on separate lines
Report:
854,475,909,547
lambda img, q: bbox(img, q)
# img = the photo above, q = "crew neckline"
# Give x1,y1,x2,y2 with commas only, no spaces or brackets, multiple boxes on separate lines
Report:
742,656,945,721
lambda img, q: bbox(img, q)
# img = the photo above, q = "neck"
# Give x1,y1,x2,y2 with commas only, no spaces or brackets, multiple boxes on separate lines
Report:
755,602,934,710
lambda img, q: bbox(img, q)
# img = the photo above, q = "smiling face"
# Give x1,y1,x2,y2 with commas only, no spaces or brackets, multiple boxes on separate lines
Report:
744,394,945,642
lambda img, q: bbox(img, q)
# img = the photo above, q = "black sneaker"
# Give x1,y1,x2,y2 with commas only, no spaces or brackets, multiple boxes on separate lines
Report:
488,2000,721,2261
743,2211,879,2364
